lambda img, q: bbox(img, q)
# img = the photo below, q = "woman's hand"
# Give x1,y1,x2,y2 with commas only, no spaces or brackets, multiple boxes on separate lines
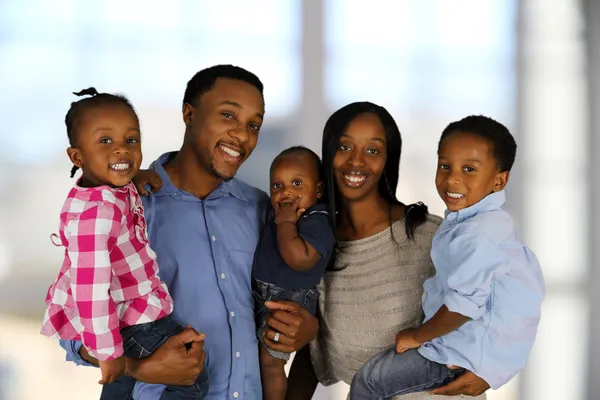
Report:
133,169,163,196
262,300,319,353
431,369,489,396
127,327,206,386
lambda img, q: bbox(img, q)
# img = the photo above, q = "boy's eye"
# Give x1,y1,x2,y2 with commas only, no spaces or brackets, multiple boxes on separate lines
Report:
438,164,449,170
464,166,476,172
292,180,302,187
127,138,139,144
250,123,260,131
99,138,112,144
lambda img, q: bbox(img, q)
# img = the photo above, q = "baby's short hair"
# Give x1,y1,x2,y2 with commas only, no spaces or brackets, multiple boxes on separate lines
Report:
438,115,517,172
271,146,322,180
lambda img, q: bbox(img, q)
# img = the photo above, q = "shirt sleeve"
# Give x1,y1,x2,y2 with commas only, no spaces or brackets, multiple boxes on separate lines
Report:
59,339,97,367
297,208,335,257
443,233,510,320
65,203,124,361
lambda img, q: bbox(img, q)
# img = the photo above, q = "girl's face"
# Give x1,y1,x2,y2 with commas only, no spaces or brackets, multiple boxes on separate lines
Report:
332,113,388,202
67,103,142,188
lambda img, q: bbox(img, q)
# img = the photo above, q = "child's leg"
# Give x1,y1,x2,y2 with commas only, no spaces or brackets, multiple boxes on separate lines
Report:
121,317,209,400
99,375,137,400
349,348,465,400
259,344,288,400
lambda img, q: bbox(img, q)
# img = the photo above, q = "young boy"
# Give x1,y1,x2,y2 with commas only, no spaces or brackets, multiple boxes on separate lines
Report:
252,146,335,400
350,115,545,399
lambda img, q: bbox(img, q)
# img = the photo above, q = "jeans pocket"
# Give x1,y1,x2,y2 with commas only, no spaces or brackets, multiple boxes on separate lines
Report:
301,289,319,315
123,336,152,359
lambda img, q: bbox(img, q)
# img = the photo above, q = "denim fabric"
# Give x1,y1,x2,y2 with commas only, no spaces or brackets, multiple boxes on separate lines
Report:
350,348,465,400
100,317,209,400
253,280,319,360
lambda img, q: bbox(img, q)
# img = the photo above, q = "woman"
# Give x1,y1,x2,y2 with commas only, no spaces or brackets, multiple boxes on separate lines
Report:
275,102,489,399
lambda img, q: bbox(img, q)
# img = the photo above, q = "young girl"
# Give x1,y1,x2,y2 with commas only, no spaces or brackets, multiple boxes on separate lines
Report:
41,88,208,399
349,115,545,399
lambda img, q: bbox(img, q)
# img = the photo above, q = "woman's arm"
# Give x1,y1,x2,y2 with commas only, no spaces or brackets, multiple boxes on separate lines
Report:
285,346,319,400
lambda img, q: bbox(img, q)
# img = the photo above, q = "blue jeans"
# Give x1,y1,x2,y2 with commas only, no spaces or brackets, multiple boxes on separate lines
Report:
253,279,319,360
100,316,209,400
350,348,465,400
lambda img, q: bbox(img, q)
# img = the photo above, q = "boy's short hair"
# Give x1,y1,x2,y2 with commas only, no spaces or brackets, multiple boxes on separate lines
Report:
271,146,322,180
438,115,517,172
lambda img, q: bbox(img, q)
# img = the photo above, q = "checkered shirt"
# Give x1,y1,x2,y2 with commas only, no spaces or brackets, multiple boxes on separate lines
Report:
41,182,173,361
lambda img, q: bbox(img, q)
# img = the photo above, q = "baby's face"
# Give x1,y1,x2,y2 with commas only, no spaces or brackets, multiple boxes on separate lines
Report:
269,153,322,211
435,131,508,212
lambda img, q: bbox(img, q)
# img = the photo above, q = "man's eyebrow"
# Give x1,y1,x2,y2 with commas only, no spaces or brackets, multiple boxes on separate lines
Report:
220,100,264,120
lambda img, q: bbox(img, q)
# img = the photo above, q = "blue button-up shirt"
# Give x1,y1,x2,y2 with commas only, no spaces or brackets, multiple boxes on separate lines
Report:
418,190,545,389
60,151,269,399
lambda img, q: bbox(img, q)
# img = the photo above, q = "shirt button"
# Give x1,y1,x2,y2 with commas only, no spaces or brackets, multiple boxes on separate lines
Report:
211,235,216,241
230,311,235,317
233,392,239,398
236,351,241,358
221,273,226,279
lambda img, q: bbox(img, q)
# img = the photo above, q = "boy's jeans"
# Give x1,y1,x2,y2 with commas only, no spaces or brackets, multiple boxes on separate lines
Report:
100,316,209,400
350,348,465,400
253,279,319,360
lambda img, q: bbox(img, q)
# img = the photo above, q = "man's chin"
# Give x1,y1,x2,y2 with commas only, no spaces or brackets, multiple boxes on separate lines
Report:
210,164,236,182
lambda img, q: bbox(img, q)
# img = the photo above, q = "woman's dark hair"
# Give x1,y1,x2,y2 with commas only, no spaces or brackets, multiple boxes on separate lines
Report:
65,87,137,178
321,102,428,270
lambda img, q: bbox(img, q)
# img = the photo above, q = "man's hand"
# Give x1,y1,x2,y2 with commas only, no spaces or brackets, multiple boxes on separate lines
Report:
262,300,318,353
133,169,163,196
395,328,421,354
99,357,126,384
431,370,490,396
275,196,305,225
128,327,206,386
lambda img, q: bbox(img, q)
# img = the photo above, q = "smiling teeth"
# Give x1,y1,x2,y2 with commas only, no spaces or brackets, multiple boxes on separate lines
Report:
345,175,366,183
447,192,464,198
220,145,241,157
110,163,130,171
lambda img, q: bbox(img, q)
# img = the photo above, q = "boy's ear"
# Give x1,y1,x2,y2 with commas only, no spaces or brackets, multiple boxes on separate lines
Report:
316,181,324,199
493,171,509,192
66,147,83,169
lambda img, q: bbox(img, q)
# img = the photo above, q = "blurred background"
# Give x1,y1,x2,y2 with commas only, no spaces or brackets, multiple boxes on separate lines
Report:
0,0,596,399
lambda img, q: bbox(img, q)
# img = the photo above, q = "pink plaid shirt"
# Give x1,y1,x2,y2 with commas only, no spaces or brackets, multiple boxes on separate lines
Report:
41,182,173,361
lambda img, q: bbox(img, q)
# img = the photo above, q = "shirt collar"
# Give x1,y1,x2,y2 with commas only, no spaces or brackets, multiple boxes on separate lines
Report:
73,179,136,195
444,190,506,223
149,151,247,202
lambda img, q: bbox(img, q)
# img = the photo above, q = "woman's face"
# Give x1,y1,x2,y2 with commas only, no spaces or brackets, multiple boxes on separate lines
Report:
332,113,388,202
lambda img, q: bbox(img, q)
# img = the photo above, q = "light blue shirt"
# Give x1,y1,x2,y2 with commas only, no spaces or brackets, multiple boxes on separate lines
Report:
418,190,545,389
60,152,270,399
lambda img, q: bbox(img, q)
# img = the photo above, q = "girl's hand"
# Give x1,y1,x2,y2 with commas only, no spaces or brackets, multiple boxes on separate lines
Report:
133,169,163,196
395,328,422,353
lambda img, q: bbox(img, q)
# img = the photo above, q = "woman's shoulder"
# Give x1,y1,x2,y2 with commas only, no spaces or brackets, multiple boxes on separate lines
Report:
412,212,443,239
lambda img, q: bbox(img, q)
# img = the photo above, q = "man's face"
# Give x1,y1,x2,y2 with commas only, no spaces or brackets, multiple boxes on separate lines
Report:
183,77,265,181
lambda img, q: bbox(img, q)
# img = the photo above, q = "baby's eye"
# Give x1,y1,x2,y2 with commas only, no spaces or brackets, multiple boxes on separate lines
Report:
272,183,282,190
99,138,112,144
292,180,302,187
464,166,476,172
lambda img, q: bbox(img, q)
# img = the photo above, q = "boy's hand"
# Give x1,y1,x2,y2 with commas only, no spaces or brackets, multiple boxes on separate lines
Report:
99,357,126,385
275,195,305,225
395,328,422,354
133,169,163,196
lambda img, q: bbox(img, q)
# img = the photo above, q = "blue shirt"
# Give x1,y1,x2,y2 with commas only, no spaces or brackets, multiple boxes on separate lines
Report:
60,152,270,400
252,203,334,289
417,190,545,389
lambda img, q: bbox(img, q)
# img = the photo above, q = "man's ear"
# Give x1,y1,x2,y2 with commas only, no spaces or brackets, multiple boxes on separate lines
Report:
182,103,194,127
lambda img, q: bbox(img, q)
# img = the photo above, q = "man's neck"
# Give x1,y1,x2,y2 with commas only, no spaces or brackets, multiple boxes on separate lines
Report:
163,147,223,200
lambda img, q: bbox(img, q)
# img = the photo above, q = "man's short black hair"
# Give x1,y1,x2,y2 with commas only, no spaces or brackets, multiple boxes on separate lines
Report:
438,115,517,172
182,64,264,106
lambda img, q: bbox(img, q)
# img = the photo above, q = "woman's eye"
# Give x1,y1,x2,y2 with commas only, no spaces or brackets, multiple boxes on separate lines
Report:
339,145,350,151
367,148,379,155
222,112,234,119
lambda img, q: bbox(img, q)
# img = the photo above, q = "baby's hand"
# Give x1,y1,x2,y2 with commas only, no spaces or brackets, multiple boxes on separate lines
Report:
274,195,305,225
395,328,422,354
133,169,163,196
98,357,126,385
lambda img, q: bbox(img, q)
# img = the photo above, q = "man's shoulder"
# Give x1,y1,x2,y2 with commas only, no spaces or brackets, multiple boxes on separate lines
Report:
231,178,270,205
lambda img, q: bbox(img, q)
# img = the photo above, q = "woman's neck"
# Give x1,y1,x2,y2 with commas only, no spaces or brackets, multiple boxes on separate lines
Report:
164,145,223,200
338,192,393,240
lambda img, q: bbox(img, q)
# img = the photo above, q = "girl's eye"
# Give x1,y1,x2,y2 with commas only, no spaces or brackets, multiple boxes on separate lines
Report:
292,180,302,187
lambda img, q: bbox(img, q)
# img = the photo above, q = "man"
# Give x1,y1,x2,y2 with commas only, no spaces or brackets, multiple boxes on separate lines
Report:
60,65,318,399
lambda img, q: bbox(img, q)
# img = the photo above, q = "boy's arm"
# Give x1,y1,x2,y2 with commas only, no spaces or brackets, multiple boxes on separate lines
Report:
277,222,322,271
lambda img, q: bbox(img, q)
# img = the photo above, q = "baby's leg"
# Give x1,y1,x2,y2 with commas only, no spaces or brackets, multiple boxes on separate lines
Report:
259,344,288,400
350,348,464,400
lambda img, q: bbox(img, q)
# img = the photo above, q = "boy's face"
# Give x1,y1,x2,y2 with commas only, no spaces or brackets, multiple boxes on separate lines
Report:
270,153,322,211
67,104,142,188
435,131,508,212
